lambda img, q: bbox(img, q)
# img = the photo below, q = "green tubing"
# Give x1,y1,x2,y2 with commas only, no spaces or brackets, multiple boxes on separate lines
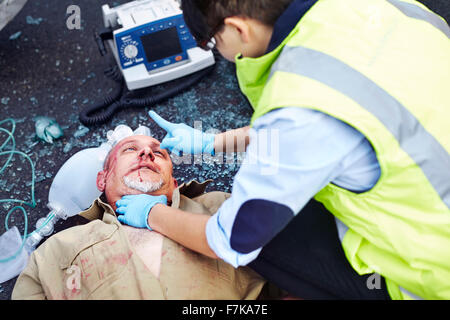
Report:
0,118,38,263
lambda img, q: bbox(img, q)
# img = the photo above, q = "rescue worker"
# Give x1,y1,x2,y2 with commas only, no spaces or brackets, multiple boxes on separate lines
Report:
116,0,450,299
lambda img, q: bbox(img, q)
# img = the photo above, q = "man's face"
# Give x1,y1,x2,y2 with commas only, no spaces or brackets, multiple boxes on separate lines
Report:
96,135,178,209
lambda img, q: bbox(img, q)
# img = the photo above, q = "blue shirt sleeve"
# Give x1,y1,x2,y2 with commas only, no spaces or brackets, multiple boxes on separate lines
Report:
206,107,380,267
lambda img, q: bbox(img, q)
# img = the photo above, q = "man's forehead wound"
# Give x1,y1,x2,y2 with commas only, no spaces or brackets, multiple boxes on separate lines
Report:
103,139,129,170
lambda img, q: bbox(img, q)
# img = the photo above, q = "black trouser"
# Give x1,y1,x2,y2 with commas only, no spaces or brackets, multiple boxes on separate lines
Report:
249,199,391,300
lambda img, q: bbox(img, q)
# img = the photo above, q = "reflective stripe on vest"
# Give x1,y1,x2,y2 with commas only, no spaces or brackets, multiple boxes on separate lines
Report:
269,45,450,209
400,286,425,300
387,0,450,38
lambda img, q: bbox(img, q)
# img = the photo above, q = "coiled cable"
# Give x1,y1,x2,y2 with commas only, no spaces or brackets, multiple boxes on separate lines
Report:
79,64,215,126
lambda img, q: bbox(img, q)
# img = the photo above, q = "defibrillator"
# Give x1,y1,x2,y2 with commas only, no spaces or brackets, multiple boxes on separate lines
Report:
101,0,215,90
81,0,216,125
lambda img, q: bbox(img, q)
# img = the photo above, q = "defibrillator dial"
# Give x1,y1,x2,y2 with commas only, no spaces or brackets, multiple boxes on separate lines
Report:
120,41,139,60
124,44,138,59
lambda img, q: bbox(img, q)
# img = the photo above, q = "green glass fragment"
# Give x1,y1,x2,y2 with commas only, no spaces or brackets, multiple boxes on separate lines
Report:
34,116,63,143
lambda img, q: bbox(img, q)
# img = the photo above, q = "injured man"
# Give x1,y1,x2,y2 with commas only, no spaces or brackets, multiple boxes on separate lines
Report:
12,129,267,300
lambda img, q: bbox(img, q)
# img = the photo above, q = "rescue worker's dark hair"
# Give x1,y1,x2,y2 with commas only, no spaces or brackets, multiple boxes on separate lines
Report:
181,0,294,46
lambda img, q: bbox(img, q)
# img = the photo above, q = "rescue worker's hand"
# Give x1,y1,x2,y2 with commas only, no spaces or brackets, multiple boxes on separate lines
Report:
149,111,215,156
115,194,167,230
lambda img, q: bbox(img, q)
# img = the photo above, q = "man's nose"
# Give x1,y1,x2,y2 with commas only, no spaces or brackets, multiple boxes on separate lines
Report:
139,146,155,161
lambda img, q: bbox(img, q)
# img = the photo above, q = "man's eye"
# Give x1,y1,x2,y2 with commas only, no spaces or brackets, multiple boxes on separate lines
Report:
154,150,163,156
125,146,137,152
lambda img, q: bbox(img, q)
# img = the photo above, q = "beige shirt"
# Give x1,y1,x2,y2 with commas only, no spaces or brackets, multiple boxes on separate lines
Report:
12,180,266,300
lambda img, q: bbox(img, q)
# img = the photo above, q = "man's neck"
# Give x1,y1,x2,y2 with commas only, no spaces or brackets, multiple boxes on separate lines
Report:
106,190,174,212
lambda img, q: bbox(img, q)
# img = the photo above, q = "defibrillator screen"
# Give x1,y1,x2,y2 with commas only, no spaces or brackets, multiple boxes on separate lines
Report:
140,27,183,63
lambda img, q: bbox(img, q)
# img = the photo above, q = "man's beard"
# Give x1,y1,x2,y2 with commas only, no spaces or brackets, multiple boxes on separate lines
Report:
123,175,164,193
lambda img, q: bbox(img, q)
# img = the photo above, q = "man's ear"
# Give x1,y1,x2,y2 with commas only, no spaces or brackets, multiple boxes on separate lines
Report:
224,16,251,43
97,171,107,192
173,178,178,188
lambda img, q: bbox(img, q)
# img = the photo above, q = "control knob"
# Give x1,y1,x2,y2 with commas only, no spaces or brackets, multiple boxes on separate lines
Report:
123,44,138,59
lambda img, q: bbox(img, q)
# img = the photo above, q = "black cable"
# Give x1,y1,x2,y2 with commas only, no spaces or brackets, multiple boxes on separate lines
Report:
79,64,215,126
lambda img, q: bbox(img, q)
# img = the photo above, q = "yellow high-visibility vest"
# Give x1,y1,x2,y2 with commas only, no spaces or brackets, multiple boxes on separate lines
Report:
235,0,450,299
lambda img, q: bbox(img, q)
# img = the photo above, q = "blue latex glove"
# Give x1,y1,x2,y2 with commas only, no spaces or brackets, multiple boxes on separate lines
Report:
115,194,167,230
149,110,216,156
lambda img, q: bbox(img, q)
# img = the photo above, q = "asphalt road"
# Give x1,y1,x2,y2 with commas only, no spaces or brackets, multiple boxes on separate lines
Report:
0,0,449,300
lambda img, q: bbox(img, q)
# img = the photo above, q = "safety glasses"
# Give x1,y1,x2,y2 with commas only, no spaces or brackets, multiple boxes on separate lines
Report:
197,19,224,51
